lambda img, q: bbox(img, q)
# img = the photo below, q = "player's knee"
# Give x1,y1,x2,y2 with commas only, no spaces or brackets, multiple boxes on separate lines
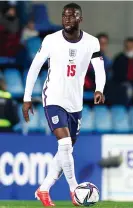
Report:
58,137,72,152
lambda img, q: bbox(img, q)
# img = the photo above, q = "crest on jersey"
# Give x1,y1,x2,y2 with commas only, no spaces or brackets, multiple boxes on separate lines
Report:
69,49,77,58
52,115,59,124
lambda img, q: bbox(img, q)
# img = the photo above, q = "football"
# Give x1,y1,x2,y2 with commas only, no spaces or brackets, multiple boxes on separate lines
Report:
74,182,99,206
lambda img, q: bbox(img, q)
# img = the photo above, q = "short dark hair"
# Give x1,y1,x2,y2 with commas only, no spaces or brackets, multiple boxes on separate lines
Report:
63,3,82,15
96,33,109,41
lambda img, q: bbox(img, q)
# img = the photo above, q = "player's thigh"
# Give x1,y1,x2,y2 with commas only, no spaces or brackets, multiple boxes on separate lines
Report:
54,127,70,140
68,111,82,140
44,105,70,140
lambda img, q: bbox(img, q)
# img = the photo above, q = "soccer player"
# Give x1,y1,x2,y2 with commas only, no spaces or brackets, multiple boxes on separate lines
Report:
22,3,106,207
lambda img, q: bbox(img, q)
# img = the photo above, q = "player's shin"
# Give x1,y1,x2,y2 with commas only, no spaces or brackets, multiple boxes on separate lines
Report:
40,152,63,192
58,137,78,192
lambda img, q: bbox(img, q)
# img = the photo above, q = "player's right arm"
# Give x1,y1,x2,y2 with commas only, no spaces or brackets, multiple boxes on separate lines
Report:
22,36,50,122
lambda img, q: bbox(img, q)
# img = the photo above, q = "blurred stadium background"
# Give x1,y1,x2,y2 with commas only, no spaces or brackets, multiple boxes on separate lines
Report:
0,0,133,204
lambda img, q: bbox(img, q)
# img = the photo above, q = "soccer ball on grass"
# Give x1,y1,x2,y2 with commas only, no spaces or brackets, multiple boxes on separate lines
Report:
74,182,99,206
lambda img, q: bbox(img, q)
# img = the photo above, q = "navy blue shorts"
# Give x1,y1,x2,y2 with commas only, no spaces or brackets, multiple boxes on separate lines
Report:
44,105,82,138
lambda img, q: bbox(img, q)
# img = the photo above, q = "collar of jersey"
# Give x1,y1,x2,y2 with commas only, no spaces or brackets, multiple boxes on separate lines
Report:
62,30,83,43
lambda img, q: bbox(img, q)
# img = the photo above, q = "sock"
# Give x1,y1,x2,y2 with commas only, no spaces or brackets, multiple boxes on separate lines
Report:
58,137,78,192
40,152,63,192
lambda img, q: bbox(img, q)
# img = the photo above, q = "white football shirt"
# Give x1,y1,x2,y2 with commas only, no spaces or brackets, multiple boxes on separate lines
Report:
24,30,105,112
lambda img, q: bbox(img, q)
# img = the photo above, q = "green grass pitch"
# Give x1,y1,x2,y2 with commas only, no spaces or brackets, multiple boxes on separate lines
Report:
0,201,132,208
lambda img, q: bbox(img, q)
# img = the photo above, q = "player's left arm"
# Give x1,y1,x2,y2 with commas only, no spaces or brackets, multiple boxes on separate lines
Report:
91,38,106,104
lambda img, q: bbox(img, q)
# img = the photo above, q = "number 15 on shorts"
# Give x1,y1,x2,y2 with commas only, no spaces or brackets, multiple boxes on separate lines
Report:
67,65,76,77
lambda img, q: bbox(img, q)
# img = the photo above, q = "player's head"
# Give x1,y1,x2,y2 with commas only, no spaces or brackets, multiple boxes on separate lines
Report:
62,3,82,34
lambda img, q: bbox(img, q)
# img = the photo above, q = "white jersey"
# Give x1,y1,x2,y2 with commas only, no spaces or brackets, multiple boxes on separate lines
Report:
24,30,106,112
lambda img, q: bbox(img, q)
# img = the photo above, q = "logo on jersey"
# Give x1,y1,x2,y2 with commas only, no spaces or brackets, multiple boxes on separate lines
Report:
69,59,75,64
69,49,77,58
52,116,59,124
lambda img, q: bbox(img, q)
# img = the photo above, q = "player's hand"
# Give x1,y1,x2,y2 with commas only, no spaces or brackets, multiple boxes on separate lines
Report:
22,101,34,122
94,91,105,104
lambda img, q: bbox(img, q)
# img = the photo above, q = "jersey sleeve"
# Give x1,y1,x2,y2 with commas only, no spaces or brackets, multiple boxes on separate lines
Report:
93,38,100,53
91,57,106,93
91,38,101,59
91,38,106,93
23,35,50,101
